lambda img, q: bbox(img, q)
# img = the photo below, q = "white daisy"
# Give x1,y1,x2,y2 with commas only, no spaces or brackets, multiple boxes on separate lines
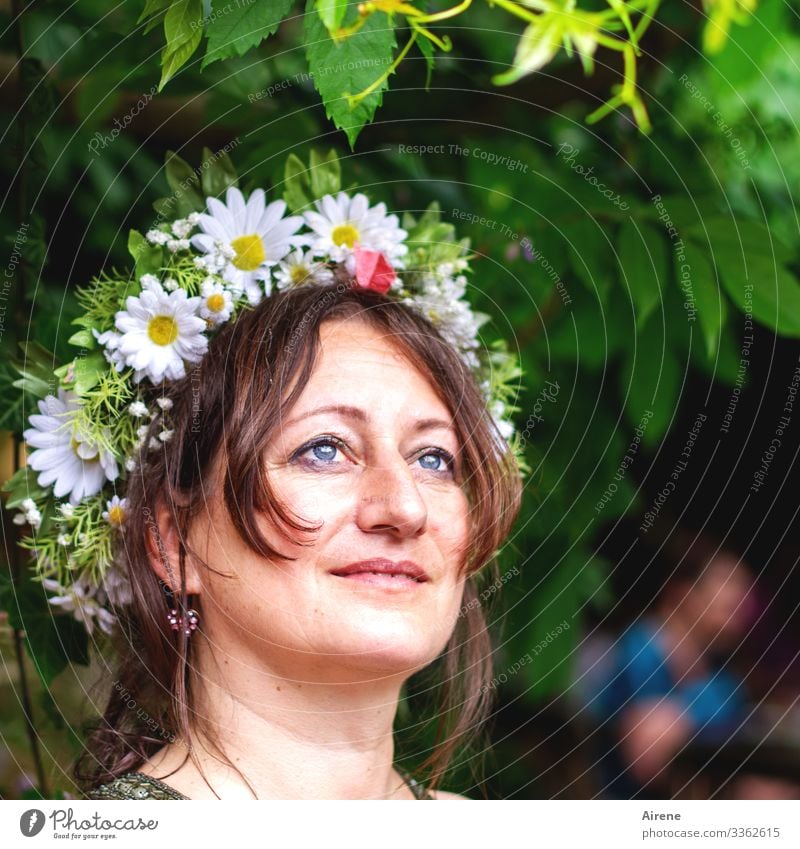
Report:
102,495,128,527
42,575,115,636
191,186,304,306
114,280,208,384
273,249,335,291
303,192,408,265
199,279,234,325
155,397,173,411
103,562,133,608
93,328,126,373
23,388,119,505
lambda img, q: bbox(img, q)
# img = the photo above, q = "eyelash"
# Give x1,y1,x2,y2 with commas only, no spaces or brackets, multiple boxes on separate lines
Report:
291,435,457,476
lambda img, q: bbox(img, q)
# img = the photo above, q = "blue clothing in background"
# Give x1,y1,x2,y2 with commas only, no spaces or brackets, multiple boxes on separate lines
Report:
581,619,748,797
593,619,747,733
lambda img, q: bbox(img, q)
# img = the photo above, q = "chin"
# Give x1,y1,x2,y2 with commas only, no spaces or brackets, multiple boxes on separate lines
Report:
329,617,450,679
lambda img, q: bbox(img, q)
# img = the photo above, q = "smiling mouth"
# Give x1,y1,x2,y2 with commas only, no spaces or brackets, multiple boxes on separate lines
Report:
328,559,429,585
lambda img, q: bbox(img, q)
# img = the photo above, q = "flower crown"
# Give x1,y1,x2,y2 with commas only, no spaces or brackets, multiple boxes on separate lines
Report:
4,151,525,640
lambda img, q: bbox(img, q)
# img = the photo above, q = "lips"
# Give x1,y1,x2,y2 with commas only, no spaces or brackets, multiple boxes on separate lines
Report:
329,558,429,583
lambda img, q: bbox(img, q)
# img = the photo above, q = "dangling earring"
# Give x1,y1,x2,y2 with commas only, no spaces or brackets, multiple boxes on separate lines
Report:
151,518,200,638
167,606,199,636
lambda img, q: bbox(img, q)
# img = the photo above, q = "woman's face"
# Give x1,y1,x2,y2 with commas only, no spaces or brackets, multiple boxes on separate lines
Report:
189,317,470,681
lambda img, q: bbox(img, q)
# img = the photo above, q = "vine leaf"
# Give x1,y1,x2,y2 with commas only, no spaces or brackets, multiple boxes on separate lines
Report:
203,0,295,68
716,252,800,338
159,0,204,90
493,15,564,86
619,318,681,445
315,0,349,33
305,0,397,147
416,33,435,89
617,219,667,331
684,245,727,359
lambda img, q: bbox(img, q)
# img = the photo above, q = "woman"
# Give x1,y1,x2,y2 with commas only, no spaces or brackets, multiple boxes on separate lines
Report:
79,283,523,800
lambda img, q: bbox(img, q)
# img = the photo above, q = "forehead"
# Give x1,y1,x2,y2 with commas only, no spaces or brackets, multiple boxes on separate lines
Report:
293,318,452,419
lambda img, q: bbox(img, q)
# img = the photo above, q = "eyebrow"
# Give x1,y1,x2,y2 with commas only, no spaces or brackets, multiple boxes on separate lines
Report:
284,404,456,433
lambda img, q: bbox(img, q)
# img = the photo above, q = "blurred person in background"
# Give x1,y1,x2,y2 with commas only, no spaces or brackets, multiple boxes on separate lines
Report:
577,532,760,798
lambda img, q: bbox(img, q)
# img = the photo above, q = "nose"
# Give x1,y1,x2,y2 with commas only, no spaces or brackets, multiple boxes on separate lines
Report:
356,453,428,538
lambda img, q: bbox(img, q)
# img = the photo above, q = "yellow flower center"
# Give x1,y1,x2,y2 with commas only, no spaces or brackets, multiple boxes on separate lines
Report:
206,293,226,312
148,315,179,346
231,234,266,271
290,264,311,285
108,505,126,526
331,223,360,248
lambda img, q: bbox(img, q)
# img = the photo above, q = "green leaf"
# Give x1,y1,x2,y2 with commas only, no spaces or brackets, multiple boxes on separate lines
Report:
138,0,172,24
283,153,313,213
0,571,90,687
548,296,625,369
10,342,57,401
159,0,204,91
564,217,611,302
315,0,348,33
72,350,107,397
199,145,239,197
619,317,681,444
617,219,667,331
128,229,164,278
493,16,563,87
416,33,435,89
161,150,205,215
3,467,47,510
305,1,397,147
204,0,294,67
687,216,793,267
308,149,342,198
67,329,97,350
715,250,800,338
684,245,727,359
517,552,579,700
689,319,743,387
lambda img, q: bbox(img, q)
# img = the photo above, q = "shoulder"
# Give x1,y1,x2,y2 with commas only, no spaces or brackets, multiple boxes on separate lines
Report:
428,789,471,800
86,771,188,801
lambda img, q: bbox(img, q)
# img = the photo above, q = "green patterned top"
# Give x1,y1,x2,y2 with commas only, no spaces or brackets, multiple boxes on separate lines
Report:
86,768,433,800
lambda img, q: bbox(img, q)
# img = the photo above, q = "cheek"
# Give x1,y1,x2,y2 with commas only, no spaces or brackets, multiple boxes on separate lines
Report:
430,490,470,558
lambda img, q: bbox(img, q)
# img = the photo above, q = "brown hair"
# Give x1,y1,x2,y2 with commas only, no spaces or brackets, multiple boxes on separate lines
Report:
74,281,522,796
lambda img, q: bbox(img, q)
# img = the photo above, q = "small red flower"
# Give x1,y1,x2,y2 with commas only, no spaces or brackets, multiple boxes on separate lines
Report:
353,246,395,294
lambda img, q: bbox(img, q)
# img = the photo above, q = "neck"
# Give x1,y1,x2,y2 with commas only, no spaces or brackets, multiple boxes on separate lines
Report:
145,638,415,800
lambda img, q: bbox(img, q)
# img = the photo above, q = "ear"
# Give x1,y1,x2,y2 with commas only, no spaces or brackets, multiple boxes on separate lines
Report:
144,499,203,596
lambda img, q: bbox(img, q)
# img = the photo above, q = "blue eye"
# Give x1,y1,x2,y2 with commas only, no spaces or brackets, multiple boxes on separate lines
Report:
311,442,337,462
293,437,343,466
417,449,456,475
